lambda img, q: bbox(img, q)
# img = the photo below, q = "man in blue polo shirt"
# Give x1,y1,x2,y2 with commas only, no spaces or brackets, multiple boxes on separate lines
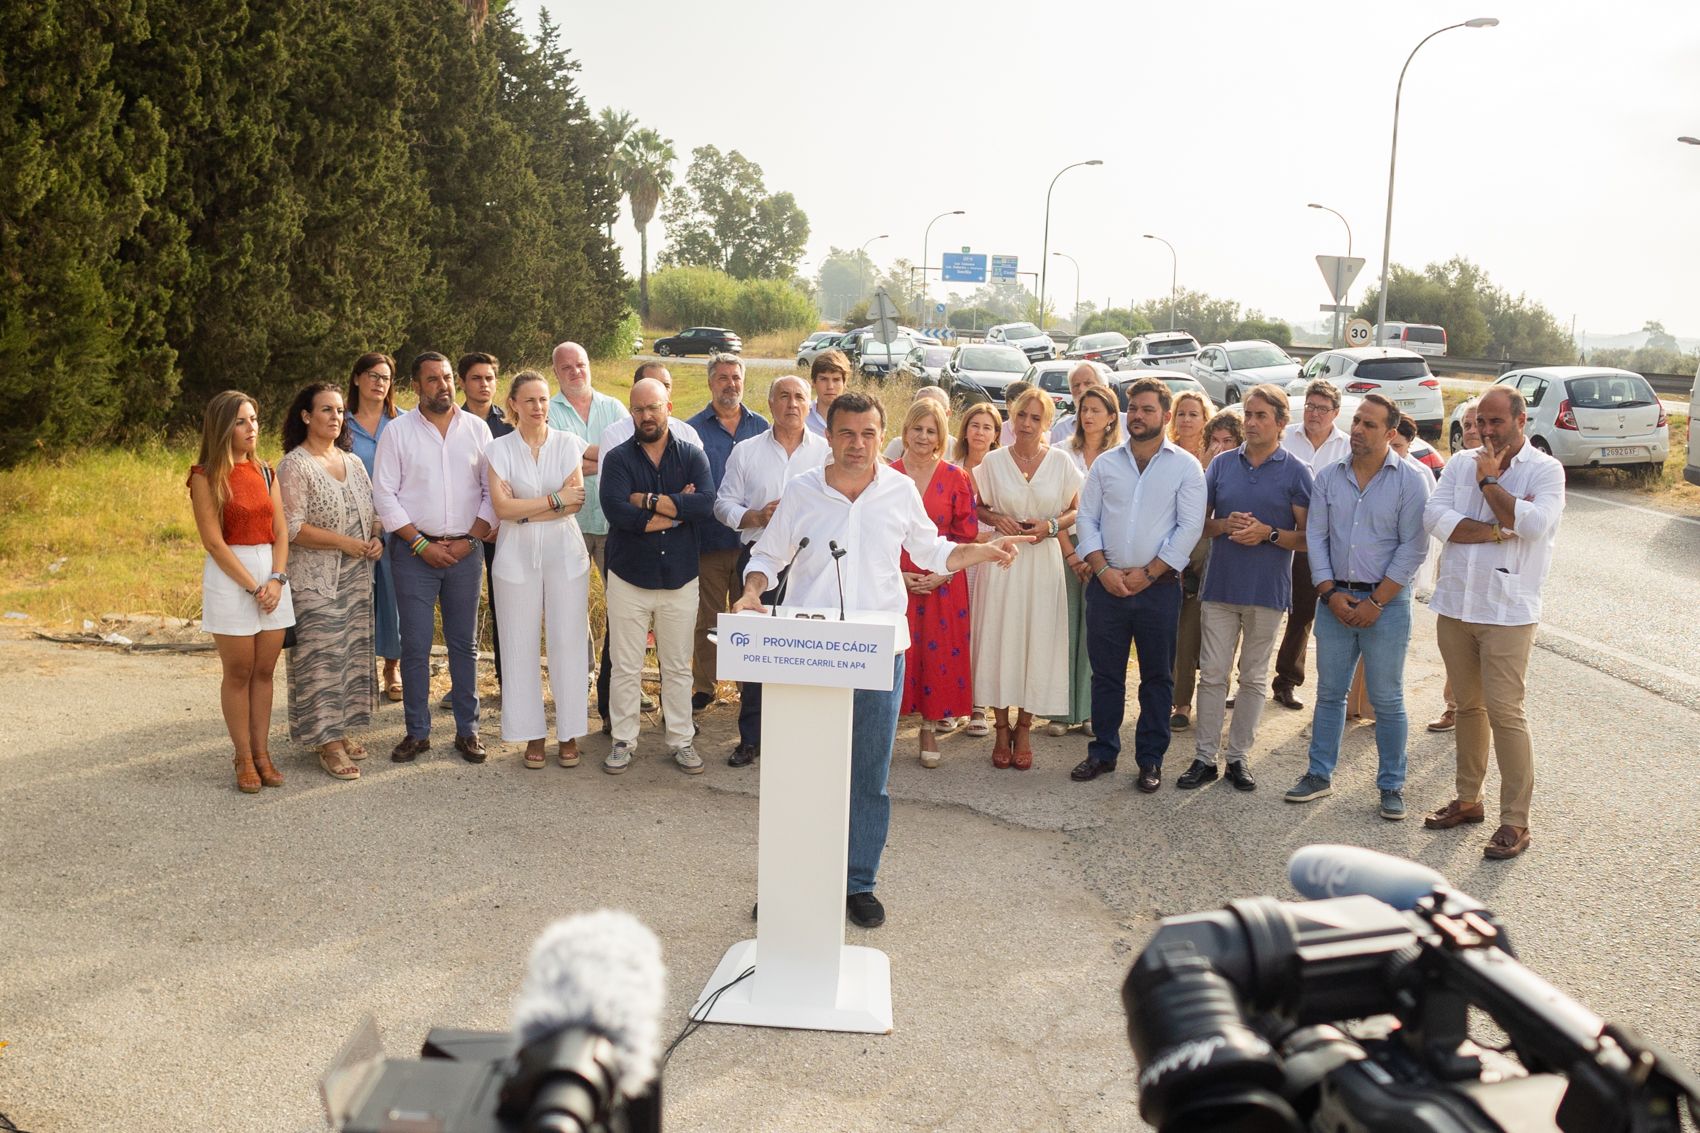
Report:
686,353,768,713
1286,392,1432,819
1177,384,1313,792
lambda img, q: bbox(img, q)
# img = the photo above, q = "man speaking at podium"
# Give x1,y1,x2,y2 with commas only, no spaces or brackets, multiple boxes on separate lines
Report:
734,391,1032,929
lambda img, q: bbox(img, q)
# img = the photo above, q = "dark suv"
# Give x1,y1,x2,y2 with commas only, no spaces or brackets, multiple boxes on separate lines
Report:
653,327,743,356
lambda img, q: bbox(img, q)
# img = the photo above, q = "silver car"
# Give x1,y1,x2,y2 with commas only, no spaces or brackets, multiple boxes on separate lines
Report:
1291,347,1445,441
943,343,1031,406
797,333,843,369
985,321,1057,361
1188,340,1301,405
1451,367,1669,478
1116,330,1202,370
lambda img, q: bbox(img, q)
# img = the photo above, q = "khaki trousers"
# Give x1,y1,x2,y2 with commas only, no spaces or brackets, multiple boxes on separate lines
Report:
1435,615,1537,827
693,547,742,697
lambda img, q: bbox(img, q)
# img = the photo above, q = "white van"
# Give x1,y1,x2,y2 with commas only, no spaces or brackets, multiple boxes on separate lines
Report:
1685,360,1700,487
1373,322,1448,357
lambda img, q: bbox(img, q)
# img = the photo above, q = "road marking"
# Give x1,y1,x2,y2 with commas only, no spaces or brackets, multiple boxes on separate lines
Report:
1538,622,1700,692
1567,489,1700,527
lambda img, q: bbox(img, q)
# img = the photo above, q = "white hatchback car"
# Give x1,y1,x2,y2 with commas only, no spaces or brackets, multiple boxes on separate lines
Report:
1454,367,1669,477
1291,347,1444,440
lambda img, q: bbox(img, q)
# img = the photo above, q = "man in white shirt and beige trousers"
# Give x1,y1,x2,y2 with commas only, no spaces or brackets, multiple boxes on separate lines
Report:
1421,385,1565,860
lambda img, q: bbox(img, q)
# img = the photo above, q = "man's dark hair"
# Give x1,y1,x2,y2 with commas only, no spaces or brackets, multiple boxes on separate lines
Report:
825,389,885,432
1396,416,1417,441
410,350,450,380
1361,391,1402,431
1126,375,1173,415
633,360,668,383
456,351,498,379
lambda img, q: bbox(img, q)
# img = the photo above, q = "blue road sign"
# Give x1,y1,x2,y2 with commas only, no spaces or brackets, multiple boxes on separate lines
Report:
990,255,1018,281
941,253,987,283
934,302,946,315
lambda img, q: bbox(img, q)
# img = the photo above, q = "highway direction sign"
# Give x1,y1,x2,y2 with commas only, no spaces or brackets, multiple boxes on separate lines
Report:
990,255,1019,281
942,253,987,283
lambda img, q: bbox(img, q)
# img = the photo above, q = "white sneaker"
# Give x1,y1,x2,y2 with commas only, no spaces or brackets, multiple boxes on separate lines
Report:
673,744,704,775
604,741,634,774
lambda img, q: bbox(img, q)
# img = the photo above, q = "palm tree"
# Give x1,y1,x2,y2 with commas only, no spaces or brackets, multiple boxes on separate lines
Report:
596,108,636,241
615,129,675,321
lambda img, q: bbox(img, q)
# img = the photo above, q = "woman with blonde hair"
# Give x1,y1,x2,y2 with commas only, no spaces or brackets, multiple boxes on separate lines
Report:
1051,384,1123,736
1165,389,1218,729
971,387,1081,768
952,401,1003,737
893,397,978,766
187,390,295,793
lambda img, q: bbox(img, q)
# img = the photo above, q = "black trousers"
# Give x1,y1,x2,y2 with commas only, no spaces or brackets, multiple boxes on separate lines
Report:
482,538,501,687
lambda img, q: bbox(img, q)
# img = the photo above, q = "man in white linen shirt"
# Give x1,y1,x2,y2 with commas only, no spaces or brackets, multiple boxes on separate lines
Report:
594,361,702,473
734,391,1031,929
1420,385,1565,861
1270,377,1353,711
714,375,829,767
372,351,498,764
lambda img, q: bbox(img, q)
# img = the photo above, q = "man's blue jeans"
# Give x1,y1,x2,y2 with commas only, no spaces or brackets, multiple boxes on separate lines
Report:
1306,593,1411,791
390,535,483,740
848,652,906,896
1085,577,1181,772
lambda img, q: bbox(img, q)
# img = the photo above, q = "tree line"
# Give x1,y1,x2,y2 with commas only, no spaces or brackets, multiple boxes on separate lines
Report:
2,1,629,465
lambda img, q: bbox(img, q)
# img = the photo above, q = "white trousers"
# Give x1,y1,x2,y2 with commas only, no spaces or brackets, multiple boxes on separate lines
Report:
1194,600,1284,766
606,573,698,749
494,565,590,742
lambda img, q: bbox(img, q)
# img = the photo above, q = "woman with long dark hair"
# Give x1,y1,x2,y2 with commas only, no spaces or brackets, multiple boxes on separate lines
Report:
345,352,403,700
279,382,382,780
187,390,294,793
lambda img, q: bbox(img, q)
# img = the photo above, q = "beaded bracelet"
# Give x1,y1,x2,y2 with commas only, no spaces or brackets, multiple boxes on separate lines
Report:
549,492,563,511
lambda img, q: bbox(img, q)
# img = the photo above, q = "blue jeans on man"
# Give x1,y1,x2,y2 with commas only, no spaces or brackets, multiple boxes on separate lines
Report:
1305,592,1411,790
390,534,483,739
1084,578,1182,772
848,653,906,895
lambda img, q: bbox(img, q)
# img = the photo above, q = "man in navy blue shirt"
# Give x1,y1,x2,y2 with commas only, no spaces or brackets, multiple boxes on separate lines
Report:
685,353,768,714
1178,384,1313,793
599,378,717,775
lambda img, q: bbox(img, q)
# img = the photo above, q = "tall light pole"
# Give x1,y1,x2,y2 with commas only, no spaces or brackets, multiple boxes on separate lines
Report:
919,209,965,326
1050,252,1080,330
1308,202,1353,345
1039,159,1102,331
1142,234,1177,330
858,233,888,316
1374,17,1499,344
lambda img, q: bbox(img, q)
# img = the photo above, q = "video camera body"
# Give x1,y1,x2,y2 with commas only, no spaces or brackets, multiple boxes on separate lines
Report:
1123,846,1700,1133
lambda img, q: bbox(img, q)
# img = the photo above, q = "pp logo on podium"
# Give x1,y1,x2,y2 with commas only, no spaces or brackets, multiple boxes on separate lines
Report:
728,632,751,647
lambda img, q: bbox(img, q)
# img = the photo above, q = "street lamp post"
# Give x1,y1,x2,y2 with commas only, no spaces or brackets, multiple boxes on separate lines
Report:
1374,17,1499,344
858,233,888,317
1050,252,1080,331
1142,234,1177,330
919,210,965,327
1039,159,1102,331
1308,202,1353,346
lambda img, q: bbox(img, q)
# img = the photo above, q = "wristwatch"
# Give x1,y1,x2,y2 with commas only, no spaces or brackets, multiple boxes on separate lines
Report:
267,571,289,586
1478,475,1499,490
1266,527,1280,545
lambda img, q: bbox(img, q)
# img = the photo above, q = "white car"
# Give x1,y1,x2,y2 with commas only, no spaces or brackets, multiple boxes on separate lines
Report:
1189,340,1301,406
796,332,840,366
1022,358,1115,416
1686,360,1700,487
1291,347,1445,440
985,321,1056,361
1452,367,1669,478
1116,330,1202,370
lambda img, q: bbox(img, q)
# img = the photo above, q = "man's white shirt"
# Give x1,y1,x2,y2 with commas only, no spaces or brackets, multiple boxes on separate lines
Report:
1281,420,1350,471
714,429,830,544
1424,443,1566,625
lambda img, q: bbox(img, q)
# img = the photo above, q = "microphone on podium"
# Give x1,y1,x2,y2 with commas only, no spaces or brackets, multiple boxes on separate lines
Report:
828,540,848,619
769,536,809,614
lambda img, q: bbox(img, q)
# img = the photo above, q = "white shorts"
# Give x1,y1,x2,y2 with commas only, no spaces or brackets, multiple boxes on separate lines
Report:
201,545,296,636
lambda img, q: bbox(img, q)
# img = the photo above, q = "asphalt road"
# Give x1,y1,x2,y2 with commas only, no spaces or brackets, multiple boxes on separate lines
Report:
2,477,1697,1131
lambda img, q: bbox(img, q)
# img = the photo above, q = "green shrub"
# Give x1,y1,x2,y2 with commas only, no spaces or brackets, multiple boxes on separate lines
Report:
589,307,641,360
735,278,817,335
649,265,817,336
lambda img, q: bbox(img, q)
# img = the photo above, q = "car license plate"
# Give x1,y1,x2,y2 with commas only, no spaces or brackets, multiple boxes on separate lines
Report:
1396,399,1418,409
1602,446,1643,458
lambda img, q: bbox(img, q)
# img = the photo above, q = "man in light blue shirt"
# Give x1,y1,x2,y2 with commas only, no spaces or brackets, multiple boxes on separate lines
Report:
1072,376,1207,792
1286,392,1432,820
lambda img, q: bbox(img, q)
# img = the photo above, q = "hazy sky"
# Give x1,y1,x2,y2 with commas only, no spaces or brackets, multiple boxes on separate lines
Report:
513,0,1699,337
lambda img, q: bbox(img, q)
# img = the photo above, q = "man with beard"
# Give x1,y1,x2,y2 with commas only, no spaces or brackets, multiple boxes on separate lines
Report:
372,351,497,764
1071,376,1206,793
598,378,717,775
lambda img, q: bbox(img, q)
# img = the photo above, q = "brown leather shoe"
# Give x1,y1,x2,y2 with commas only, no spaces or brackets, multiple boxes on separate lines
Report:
1426,709,1456,732
233,753,261,794
390,735,430,762
252,750,284,788
1423,799,1485,829
1483,824,1531,859
454,733,488,763
1272,687,1305,711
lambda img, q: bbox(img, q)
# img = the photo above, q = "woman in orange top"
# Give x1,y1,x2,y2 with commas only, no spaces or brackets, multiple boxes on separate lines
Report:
188,390,295,794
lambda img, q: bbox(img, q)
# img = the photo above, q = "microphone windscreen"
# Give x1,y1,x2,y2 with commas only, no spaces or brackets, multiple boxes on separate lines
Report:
511,910,666,1095
796,536,810,549
1288,844,1447,911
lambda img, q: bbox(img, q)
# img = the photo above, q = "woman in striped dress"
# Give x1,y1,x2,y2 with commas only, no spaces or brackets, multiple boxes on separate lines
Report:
278,382,383,780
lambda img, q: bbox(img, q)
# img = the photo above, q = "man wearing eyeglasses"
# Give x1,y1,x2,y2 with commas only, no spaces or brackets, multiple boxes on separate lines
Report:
1271,379,1351,712
733,391,1032,929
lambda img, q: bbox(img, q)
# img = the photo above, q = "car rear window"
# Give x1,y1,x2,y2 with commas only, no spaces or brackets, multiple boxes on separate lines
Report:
1564,374,1657,408
1146,338,1196,356
1079,333,1126,350
1355,358,1432,381
962,347,1028,372
1404,326,1445,344
1036,369,1071,392
1001,324,1041,339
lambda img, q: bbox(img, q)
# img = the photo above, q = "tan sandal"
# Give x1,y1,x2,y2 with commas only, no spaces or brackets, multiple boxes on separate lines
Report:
344,739,368,761
558,741,580,768
234,753,261,794
523,741,547,769
317,744,359,781
252,750,285,788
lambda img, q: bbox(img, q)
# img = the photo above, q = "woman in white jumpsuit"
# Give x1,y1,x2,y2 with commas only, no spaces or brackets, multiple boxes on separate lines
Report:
484,371,592,768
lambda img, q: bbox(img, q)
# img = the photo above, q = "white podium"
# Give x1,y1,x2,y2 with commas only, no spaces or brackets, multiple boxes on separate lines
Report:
691,607,901,1034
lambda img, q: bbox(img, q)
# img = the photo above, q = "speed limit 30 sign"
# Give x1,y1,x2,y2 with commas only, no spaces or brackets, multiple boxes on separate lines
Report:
1345,318,1373,347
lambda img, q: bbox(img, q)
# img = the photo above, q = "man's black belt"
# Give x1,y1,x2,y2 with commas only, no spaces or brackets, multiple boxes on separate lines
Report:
1333,580,1377,591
